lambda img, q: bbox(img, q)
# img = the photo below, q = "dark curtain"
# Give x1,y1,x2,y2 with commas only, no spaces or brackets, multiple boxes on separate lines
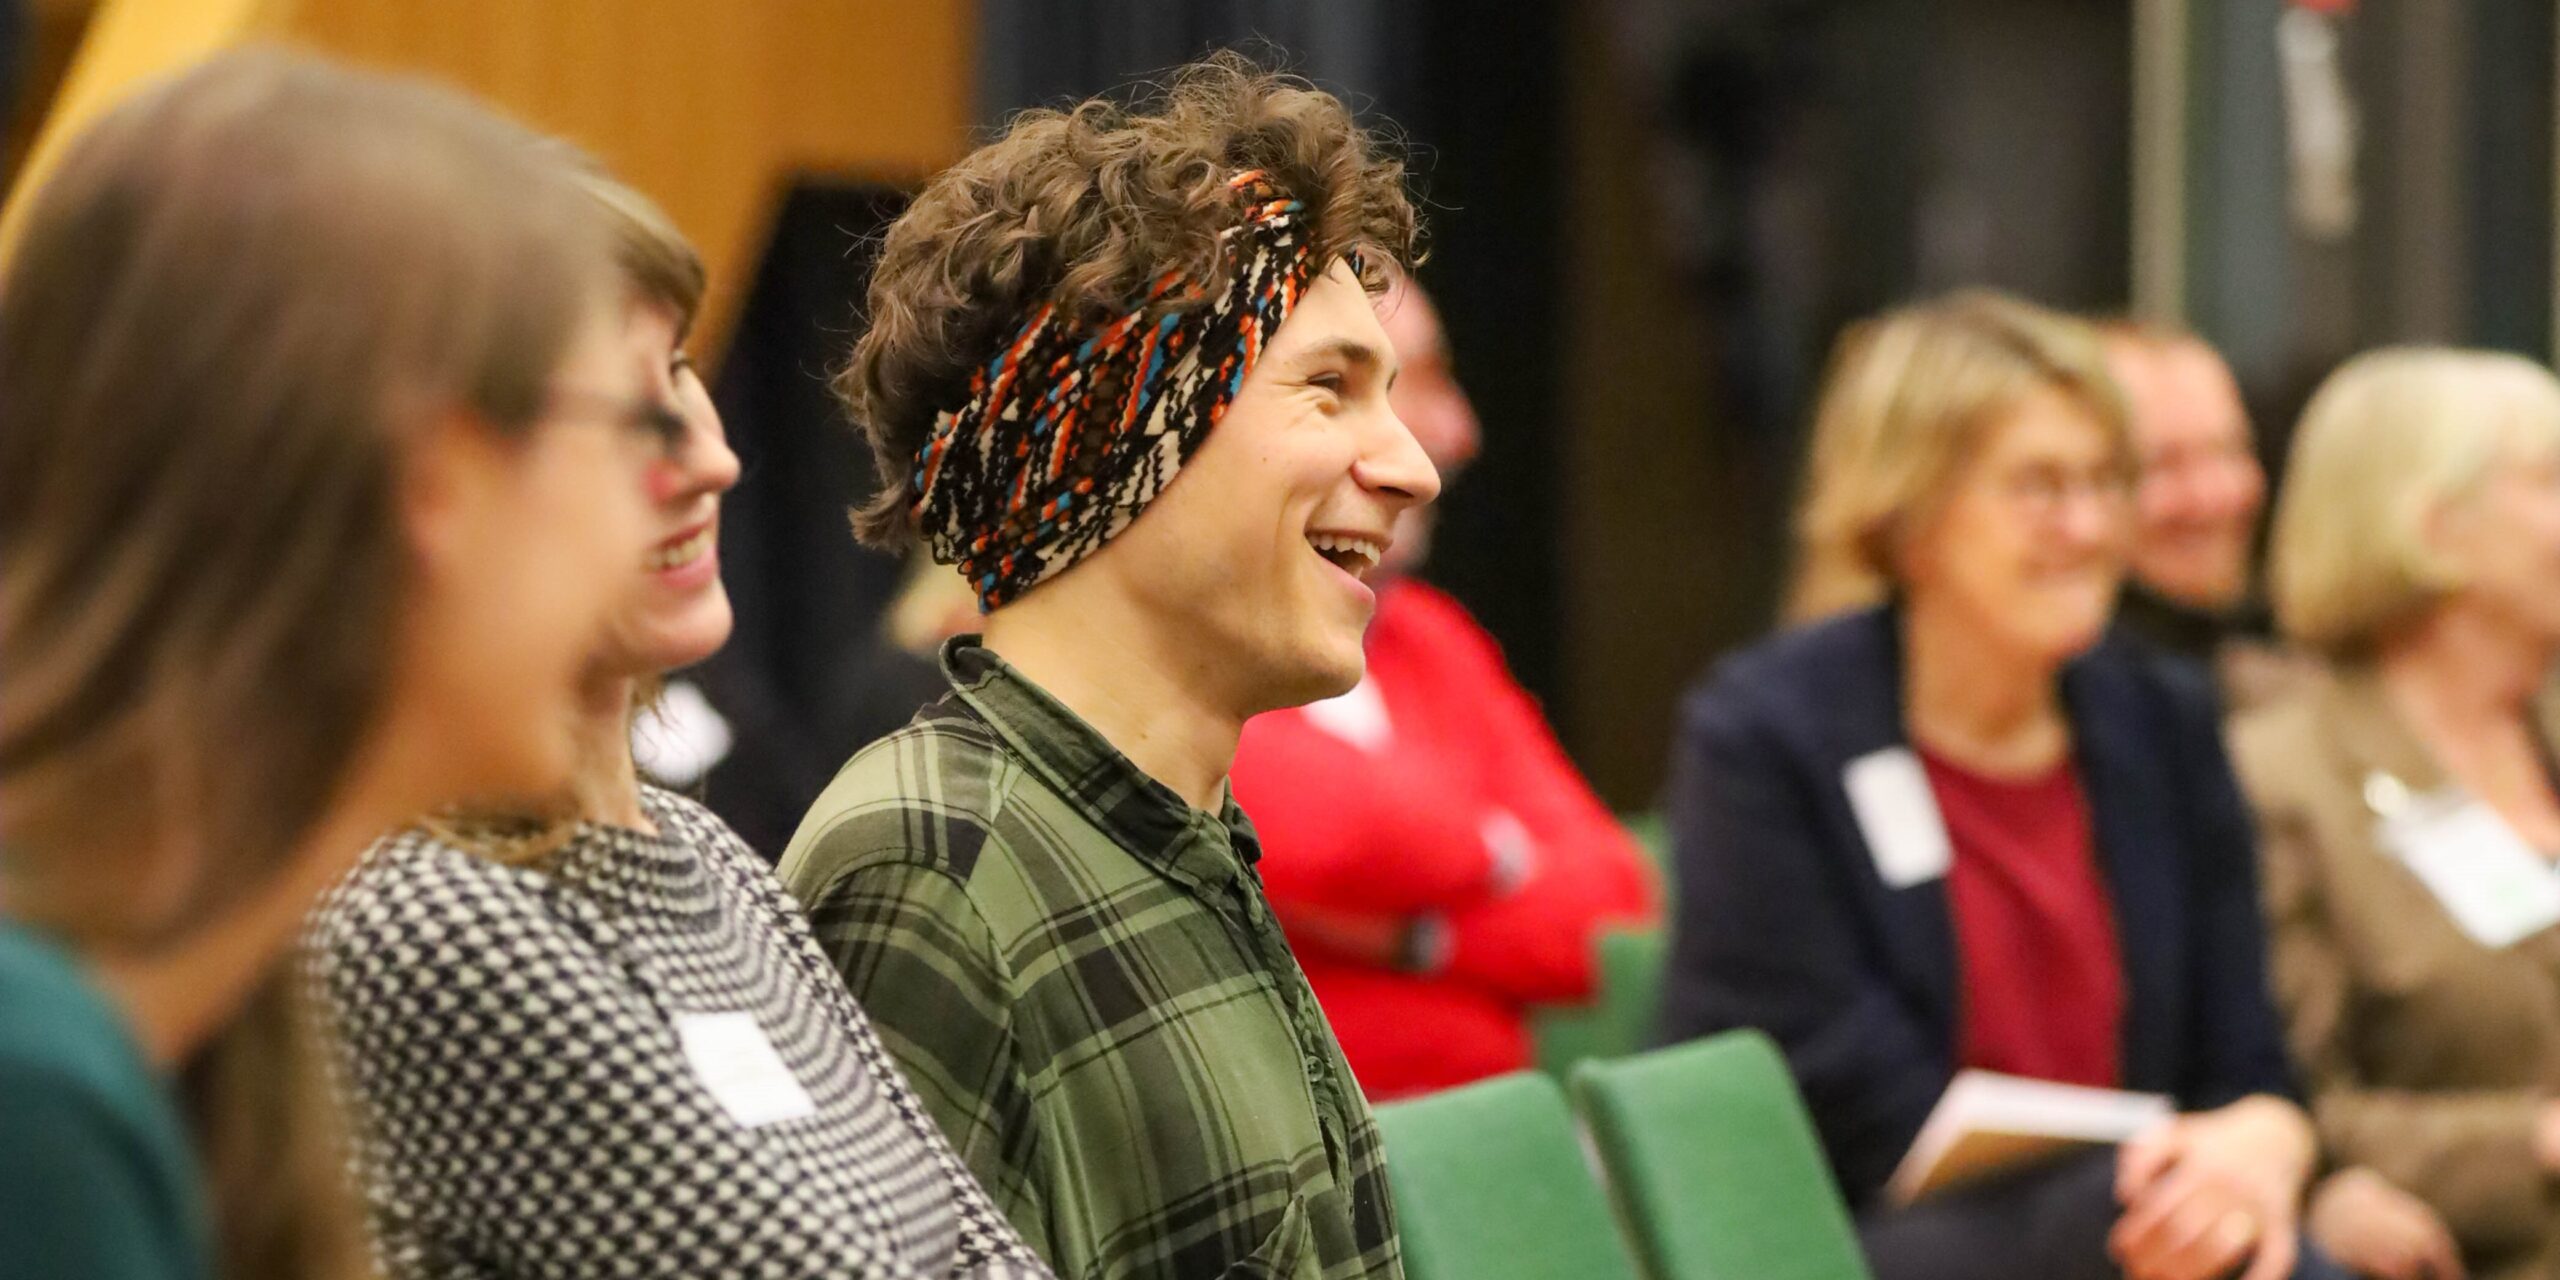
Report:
1619,0,2132,454
975,0,1420,124
0,0,23,131
686,180,944,858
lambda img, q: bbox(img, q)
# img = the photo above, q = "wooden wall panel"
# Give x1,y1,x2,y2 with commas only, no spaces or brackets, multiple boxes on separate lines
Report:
0,0,280,251
286,0,975,357
6,0,972,357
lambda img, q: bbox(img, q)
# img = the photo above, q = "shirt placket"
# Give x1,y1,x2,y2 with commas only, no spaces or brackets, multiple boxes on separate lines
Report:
1196,820,1355,1181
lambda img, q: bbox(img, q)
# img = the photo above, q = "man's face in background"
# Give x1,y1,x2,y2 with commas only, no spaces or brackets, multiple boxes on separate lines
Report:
2105,334,2266,611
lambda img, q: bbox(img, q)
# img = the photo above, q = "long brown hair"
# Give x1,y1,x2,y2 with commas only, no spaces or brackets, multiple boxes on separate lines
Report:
572,157,707,344
0,48,620,1279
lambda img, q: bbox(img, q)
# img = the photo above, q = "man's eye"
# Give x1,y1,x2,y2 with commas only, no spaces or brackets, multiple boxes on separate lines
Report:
1308,373,1345,394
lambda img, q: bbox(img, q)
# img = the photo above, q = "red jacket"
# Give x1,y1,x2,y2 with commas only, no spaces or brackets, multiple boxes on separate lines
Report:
1231,581,1658,1099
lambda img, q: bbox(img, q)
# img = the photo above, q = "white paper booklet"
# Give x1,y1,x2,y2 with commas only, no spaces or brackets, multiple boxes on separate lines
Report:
1884,1070,2174,1205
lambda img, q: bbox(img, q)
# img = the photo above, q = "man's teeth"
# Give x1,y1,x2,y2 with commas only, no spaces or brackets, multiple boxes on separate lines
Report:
1308,533,1383,579
648,526,714,571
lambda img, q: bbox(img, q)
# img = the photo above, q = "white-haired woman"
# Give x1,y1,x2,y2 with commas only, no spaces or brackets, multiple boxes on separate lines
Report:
2233,349,2560,1280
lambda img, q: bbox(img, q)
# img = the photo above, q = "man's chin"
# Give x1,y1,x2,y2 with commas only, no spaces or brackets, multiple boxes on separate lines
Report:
2140,571,2252,614
2133,547,2252,609
1270,642,1367,710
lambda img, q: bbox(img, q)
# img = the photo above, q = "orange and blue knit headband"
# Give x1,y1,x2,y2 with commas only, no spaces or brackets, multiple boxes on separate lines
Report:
912,169,1344,611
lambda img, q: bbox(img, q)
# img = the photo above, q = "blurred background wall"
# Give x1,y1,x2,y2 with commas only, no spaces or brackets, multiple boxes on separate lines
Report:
3,0,975,347
5,0,2554,810
290,0,974,351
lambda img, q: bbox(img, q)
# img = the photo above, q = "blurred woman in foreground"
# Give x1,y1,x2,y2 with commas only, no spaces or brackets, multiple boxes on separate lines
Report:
0,49,666,1278
1662,291,2398,1280
302,165,1052,1279
2235,349,2560,1280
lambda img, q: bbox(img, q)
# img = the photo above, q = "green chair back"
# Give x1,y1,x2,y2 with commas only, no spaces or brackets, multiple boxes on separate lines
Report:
1374,1071,1642,1280
1569,1030,1873,1280
1533,926,1668,1079
1622,810,1673,882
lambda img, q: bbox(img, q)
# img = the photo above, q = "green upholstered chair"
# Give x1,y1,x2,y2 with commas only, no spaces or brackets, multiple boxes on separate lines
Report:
1622,811,1673,882
1373,1071,1642,1280
1570,1030,1873,1280
1532,926,1668,1079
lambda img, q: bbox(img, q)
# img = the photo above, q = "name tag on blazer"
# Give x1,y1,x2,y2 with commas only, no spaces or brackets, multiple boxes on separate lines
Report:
1845,747,1953,889
674,1011,818,1129
2373,781,2560,949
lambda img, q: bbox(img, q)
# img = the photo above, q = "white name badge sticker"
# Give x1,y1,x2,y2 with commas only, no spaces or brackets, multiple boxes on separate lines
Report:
673,1011,817,1129
2377,793,2560,949
1301,676,1392,753
632,679,735,788
1844,747,1953,889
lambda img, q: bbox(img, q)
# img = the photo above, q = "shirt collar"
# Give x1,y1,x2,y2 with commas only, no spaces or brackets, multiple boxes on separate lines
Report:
539,787,704,912
2314,663,2560,801
939,637,1263,888
2117,581,2273,660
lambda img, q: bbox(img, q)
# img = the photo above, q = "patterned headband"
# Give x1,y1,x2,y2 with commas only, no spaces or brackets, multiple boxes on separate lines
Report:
911,169,1337,611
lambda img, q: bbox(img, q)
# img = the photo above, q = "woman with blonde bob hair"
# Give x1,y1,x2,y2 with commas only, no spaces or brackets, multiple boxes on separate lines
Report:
2233,349,2560,1280
1664,290,2389,1280
1786,291,2133,624
0,49,671,1279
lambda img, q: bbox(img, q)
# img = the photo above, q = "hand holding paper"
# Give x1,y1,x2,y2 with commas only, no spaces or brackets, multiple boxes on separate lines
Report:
1885,1070,2173,1205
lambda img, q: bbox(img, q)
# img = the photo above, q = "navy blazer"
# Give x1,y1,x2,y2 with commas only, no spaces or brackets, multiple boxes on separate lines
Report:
1659,606,2295,1206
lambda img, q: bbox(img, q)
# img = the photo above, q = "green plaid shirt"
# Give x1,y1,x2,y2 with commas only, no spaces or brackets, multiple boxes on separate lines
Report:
778,640,1401,1280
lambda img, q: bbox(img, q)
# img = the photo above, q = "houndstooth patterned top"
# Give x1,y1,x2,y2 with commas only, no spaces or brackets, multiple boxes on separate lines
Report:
304,786,1053,1280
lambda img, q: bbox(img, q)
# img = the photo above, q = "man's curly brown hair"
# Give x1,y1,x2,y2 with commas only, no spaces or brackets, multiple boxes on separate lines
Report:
838,52,1421,548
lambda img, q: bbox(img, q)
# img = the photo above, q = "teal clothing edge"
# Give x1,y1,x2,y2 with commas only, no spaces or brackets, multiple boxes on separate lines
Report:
0,921,208,1280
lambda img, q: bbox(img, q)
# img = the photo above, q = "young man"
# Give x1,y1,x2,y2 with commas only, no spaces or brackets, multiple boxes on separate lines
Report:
1227,277,1659,1100
779,58,1436,1280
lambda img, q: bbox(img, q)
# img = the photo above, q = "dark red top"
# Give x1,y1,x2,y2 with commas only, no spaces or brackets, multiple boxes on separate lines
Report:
1231,581,1659,1099
1918,746,2124,1089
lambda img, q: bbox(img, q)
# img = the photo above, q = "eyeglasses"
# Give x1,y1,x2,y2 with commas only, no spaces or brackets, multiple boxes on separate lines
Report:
542,386,688,458
1988,462,2134,521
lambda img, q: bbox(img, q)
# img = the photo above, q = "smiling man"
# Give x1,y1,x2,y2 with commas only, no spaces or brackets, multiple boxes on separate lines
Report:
2099,323,2268,656
777,57,1436,1280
